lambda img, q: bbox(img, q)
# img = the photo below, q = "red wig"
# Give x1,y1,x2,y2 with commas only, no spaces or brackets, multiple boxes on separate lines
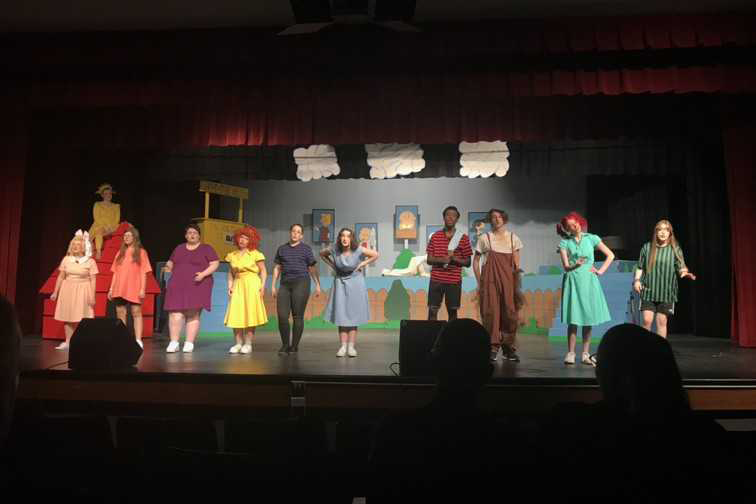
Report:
233,226,261,250
556,212,588,238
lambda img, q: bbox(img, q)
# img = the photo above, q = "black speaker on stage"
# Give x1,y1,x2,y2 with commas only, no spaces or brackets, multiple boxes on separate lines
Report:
398,320,447,376
69,318,143,371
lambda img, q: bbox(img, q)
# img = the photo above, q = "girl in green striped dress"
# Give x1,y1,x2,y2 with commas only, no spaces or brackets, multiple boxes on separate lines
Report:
633,220,696,339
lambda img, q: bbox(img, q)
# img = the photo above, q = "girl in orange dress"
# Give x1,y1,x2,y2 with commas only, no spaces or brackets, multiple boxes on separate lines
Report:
51,231,98,350
108,225,152,348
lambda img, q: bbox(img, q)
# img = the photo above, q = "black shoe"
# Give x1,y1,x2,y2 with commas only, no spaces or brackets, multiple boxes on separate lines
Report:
289,346,298,354
278,345,289,355
506,350,520,362
490,351,498,362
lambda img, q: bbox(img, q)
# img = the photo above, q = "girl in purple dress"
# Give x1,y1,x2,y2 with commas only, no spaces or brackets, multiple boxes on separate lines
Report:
162,224,220,352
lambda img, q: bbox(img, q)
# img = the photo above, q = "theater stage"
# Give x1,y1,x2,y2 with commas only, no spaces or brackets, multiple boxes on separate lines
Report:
16,330,756,417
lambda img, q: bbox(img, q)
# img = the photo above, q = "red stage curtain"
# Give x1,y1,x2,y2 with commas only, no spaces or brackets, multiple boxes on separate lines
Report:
24,63,756,149
30,64,756,108
33,94,719,150
723,106,756,347
525,15,756,53
0,96,28,302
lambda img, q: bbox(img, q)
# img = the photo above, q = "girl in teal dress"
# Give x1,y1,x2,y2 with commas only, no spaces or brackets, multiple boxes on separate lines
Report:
557,212,615,366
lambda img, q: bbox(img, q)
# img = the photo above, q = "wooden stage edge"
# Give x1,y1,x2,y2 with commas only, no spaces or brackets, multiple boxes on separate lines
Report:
17,332,756,416
17,375,756,417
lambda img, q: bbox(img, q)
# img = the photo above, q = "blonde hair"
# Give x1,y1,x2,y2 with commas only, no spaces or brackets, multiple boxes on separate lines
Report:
95,183,116,196
66,236,86,256
647,220,685,273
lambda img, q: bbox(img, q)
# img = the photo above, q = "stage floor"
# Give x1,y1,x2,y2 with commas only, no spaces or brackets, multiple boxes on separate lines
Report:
16,330,756,415
20,329,756,384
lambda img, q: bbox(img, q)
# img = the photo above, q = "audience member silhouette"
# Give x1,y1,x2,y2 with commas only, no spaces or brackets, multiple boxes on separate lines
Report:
369,318,499,501
540,323,737,500
0,295,21,450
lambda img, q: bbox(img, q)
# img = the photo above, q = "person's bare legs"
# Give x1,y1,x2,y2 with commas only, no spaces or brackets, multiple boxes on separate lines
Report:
347,328,358,357
244,328,255,346
641,310,655,332
228,328,244,353
130,304,143,344
56,322,78,349
63,322,76,344
564,324,578,364
567,324,578,354
185,310,201,343
239,327,255,354
168,311,185,343
337,327,349,356
115,305,128,327
581,326,592,361
655,313,669,339
94,229,104,260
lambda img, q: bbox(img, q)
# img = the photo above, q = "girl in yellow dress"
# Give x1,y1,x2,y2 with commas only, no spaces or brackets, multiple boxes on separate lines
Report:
225,226,268,354
89,183,121,260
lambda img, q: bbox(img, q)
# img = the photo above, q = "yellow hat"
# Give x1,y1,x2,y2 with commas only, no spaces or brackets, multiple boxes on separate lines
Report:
95,183,116,196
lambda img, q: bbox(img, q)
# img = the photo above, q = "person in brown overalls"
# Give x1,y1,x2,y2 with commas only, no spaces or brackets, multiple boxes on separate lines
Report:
473,209,525,362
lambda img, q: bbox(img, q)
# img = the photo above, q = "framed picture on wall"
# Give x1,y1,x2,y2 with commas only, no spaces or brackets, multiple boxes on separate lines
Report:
355,223,378,257
395,205,419,240
468,211,491,250
313,209,335,244
426,225,443,243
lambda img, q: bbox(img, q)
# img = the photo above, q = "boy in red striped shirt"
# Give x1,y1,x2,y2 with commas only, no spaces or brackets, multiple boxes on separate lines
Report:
426,206,472,321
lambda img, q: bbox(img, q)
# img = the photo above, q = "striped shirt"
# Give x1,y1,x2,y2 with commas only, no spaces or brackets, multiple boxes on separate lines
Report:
636,242,687,303
274,242,316,282
426,230,472,284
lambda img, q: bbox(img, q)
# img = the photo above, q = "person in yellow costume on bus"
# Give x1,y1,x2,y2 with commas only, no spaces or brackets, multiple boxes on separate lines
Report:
89,183,121,260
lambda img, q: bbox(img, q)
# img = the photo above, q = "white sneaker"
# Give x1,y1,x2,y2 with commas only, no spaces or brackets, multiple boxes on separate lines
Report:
229,343,242,354
55,342,69,350
136,339,144,349
166,341,180,353
582,352,595,366
564,351,576,365
182,341,194,353
336,345,347,357
240,344,252,354
347,345,357,357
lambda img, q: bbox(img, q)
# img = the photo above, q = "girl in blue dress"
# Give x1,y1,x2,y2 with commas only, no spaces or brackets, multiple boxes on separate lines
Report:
557,212,615,366
321,228,379,357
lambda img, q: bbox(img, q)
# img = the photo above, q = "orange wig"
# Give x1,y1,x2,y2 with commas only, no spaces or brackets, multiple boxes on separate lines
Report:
233,226,261,250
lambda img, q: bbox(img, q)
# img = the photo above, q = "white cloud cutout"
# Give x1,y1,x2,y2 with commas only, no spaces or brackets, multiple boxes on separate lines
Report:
459,141,510,178
365,143,425,179
293,145,340,182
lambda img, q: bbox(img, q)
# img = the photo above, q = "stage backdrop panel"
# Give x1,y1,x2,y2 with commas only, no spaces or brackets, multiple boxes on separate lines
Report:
239,175,586,277
178,260,634,341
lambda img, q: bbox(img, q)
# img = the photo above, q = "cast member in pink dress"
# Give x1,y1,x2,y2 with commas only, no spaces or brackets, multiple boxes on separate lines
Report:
108,226,152,348
51,231,98,350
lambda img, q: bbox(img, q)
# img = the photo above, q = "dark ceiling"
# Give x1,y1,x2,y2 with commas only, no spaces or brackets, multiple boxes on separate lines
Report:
2,0,756,33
